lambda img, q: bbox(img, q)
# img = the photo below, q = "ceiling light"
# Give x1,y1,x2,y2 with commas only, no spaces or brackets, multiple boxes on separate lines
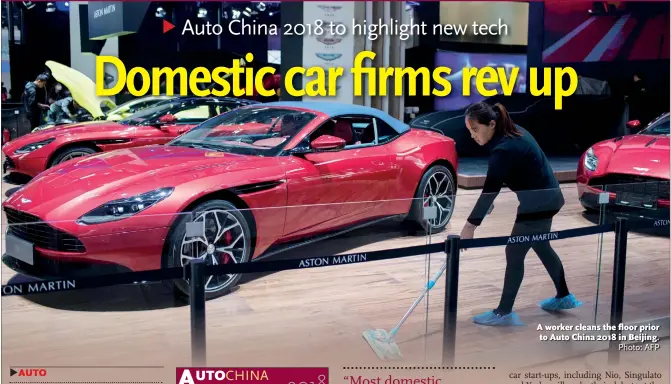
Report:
46,3,56,12
155,7,166,18
197,7,207,18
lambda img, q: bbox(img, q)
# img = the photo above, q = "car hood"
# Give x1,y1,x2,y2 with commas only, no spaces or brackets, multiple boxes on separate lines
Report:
46,60,116,119
4,145,283,221
2,121,125,153
596,134,670,179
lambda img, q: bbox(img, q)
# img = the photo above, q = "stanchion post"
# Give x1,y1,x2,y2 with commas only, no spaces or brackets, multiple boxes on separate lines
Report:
189,259,207,366
442,235,460,366
608,218,628,365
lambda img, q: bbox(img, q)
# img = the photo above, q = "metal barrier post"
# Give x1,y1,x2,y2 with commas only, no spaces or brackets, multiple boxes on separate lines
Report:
442,235,460,366
189,259,207,366
608,218,628,365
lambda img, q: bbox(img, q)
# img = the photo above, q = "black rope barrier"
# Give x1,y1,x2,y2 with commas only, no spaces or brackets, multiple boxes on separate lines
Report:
1,219,663,297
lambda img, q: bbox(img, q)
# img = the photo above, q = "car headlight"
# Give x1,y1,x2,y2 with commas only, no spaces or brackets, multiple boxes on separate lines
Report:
584,147,598,171
77,187,174,225
15,138,55,154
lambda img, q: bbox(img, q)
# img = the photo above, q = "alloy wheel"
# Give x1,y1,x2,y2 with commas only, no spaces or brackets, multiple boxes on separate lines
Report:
422,171,455,229
179,209,247,293
59,151,92,163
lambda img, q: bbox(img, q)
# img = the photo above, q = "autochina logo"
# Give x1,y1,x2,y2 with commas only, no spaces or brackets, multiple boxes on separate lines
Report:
315,53,342,61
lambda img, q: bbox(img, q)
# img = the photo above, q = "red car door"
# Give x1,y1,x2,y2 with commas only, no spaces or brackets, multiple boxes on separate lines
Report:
282,117,395,239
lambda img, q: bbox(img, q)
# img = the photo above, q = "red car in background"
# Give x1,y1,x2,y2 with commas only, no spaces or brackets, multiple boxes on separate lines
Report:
2,97,257,180
2,102,458,300
577,112,670,220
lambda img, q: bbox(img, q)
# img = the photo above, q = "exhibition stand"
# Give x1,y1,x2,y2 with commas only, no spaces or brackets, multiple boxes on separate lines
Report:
1,216,666,368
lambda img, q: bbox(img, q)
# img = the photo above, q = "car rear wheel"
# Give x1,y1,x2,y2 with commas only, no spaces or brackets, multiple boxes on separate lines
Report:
50,146,97,167
406,165,456,234
163,200,252,301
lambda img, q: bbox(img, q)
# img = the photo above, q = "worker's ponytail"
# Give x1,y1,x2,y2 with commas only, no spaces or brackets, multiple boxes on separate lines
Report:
465,101,521,137
492,103,521,137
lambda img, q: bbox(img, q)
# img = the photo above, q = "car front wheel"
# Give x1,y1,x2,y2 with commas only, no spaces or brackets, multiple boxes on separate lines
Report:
163,199,252,300
406,165,456,234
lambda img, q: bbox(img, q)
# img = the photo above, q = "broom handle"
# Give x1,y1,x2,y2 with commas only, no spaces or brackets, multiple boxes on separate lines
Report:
389,262,448,337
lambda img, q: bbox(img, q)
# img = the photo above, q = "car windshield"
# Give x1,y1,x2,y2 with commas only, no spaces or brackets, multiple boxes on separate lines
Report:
169,106,317,156
107,97,170,116
639,115,670,136
118,102,178,126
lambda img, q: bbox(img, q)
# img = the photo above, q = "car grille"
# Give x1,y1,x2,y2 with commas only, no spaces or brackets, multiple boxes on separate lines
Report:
4,208,86,253
588,174,670,200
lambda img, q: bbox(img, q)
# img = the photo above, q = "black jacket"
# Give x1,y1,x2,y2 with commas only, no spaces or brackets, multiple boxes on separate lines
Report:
467,126,565,226
22,82,40,116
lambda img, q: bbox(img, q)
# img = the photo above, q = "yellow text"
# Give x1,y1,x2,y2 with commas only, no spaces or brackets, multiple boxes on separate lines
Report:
95,53,276,98
95,51,578,110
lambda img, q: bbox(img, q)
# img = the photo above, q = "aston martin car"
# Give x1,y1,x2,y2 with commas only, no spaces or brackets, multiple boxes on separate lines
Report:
2,102,459,300
2,96,258,179
576,112,670,220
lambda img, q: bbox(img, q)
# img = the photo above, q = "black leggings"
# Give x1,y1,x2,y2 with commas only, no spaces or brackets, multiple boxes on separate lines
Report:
495,215,570,314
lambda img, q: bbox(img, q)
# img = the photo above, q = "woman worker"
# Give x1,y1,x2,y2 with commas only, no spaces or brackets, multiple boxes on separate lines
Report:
459,101,582,326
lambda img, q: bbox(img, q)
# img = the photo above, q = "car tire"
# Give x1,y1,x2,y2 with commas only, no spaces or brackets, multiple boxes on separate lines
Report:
162,199,252,301
50,146,97,167
405,165,456,234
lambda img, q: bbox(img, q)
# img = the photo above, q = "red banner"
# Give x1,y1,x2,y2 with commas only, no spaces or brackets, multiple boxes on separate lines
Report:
176,368,329,384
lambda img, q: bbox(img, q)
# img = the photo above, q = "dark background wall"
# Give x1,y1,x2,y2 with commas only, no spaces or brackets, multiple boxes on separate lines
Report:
8,2,70,100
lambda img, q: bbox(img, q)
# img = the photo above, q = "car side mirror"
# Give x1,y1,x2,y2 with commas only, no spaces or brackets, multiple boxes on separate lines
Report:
626,120,641,130
310,135,346,151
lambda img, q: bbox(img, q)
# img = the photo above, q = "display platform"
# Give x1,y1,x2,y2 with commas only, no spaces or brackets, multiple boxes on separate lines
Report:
457,156,579,189
2,182,668,370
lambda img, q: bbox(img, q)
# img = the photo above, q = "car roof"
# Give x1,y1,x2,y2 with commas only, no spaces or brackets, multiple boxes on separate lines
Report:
256,101,409,133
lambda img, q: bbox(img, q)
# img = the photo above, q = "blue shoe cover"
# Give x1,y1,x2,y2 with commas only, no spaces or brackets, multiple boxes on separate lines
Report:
539,293,583,311
472,310,524,326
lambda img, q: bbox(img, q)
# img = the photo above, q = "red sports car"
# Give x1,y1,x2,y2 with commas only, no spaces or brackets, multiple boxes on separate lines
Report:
576,112,670,220
2,96,257,180
2,102,458,299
